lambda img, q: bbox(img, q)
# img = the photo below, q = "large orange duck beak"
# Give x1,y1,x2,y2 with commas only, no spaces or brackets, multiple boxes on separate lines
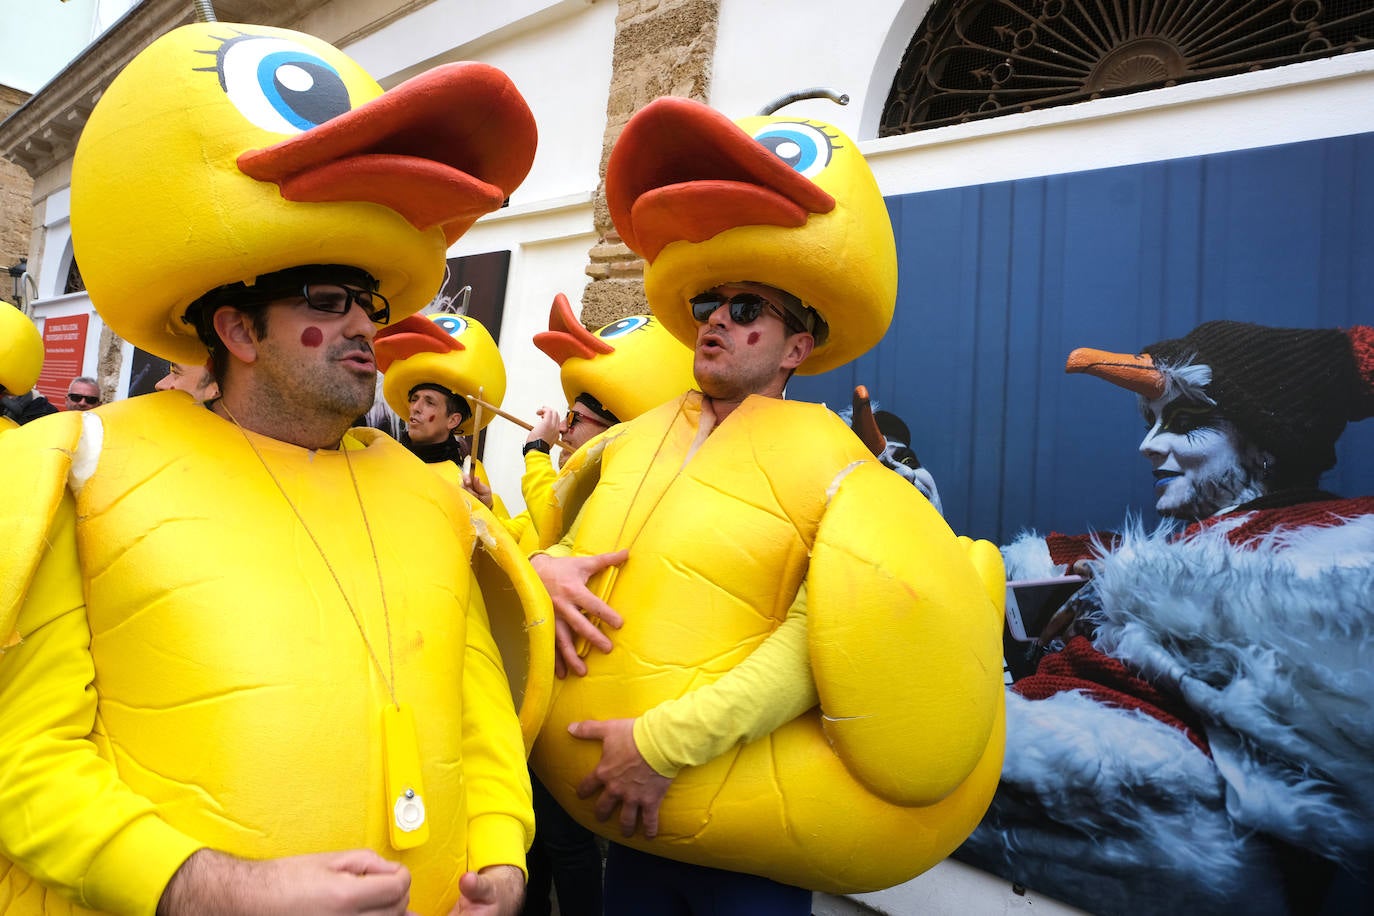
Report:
374,313,464,373
532,293,614,365
1066,347,1166,399
239,62,536,245
606,96,835,262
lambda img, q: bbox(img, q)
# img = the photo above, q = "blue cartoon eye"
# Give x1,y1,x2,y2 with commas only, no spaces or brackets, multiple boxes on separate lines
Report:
434,315,468,338
218,35,352,134
751,122,837,179
597,316,650,339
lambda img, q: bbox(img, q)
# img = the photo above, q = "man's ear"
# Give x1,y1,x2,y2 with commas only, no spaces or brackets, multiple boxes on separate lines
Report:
212,306,261,365
445,409,464,434
781,332,815,371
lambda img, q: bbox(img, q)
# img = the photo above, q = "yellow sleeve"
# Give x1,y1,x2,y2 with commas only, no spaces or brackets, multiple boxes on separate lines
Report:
632,582,818,778
0,493,203,916
459,565,535,876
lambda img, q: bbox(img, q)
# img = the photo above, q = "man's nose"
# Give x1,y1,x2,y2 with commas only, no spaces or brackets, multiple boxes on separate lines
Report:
1139,427,1164,458
343,300,378,340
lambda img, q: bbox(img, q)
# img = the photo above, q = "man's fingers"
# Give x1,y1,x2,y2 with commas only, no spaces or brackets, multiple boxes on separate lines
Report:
618,801,639,837
331,848,403,876
575,771,604,800
554,620,589,677
578,595,624,632
457,870,493,904
561,604,614,650
640,804,660,839
348,869,412,912
586,548,629,570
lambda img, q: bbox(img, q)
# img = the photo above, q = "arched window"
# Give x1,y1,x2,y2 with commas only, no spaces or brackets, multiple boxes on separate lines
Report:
64,257,85,295
881,0,1374,135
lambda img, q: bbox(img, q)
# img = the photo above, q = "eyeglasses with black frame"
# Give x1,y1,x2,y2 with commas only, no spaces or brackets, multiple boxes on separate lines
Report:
565,407,610,431
688,291,808,335
293,283,391,325
67,392,100,405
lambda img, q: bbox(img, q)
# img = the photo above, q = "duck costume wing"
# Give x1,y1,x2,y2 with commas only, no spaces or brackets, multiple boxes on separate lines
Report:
530,97,1005,893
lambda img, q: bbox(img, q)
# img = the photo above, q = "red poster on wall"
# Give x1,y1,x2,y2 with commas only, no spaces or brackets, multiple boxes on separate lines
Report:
35,314,90,408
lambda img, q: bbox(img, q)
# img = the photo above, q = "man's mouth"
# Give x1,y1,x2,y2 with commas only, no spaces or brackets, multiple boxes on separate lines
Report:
340,349,376,372
698,332,728,352
1153,469,1182,489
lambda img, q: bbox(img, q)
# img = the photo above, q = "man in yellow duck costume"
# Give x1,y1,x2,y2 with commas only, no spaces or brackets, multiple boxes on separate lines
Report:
0,22,552,916
528,97,1006,913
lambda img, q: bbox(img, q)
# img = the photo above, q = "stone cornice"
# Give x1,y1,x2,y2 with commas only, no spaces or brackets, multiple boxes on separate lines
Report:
0,0,325,178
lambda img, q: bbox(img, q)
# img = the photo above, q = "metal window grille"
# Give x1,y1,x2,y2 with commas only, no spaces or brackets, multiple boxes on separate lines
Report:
881,0,1374,135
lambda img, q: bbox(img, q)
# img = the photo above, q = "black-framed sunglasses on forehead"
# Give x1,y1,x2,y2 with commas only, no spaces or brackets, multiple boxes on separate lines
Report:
689,292,808,335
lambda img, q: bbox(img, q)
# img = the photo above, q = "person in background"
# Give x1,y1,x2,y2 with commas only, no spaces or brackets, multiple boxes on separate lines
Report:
964,320,1374,916
65,376,102,411
401,381,472,470
155,361,220,403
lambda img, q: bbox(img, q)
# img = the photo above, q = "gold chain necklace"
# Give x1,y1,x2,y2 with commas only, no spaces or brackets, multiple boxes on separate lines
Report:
221,403,428,849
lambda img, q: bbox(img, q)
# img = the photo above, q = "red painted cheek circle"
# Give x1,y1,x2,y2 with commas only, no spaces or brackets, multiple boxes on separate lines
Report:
300,326,324,347
746,331,760,346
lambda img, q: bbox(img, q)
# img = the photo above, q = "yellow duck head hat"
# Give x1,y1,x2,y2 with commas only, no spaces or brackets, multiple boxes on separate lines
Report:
374,312,507,436
70,22,536,364
605,96,896,375
0,301,44,396
532,292,696,421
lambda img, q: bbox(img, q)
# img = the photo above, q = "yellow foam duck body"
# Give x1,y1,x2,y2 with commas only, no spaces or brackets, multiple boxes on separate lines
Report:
1,300,45,434
531,98,1006,892
0,22,547,914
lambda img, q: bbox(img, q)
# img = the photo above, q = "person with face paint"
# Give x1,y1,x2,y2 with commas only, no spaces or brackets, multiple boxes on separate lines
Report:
962,320,1374,916
0,22,545,916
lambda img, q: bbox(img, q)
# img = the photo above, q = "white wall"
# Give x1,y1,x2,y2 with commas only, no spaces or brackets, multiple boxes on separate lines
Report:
345,0,617,210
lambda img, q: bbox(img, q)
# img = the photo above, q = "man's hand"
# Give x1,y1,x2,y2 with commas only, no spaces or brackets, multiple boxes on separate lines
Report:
571,718,672,839
158,848,411,916
528,406,560,448
450,864,524,915
463,472,495,510
530,551,628,677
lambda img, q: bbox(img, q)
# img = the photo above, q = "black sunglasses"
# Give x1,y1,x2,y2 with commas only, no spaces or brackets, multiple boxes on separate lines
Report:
689,292,807,335
565,408,610,431
67,393,100,405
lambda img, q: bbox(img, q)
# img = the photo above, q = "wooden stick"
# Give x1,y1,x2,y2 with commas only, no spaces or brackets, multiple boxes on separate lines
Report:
462,386,478,480
469,395,575,452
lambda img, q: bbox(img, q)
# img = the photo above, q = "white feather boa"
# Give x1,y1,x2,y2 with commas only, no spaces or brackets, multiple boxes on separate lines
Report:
963,511,1374,914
